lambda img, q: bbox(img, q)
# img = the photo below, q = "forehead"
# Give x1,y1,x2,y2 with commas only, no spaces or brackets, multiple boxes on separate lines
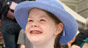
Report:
29,8,48,15
28,8,50,18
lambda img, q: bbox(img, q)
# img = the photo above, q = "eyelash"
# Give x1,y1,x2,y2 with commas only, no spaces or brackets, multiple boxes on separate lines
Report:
40,19,46,22
28,20,33,22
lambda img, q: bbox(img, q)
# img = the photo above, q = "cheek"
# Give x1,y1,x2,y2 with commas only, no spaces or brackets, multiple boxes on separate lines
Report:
42,24,56,36
25,24,31,40
25,24,30,33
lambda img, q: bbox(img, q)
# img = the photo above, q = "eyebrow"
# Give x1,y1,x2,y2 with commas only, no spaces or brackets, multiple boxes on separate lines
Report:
40,15,47,18
28,16,32,18
28,15,48,19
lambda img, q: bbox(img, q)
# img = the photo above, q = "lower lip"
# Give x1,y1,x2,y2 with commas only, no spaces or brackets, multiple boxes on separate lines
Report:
30,32,42,36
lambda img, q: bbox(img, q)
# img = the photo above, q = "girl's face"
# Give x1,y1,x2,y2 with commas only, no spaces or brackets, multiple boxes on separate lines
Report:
25,8,63,45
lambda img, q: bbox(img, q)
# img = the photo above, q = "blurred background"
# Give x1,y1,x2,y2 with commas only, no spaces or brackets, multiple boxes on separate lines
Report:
59,0,87,31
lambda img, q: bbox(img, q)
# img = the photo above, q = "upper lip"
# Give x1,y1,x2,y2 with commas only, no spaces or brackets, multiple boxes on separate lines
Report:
30,30,42,34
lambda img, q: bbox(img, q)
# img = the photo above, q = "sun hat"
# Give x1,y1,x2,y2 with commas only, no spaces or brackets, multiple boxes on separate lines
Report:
14,0,78,44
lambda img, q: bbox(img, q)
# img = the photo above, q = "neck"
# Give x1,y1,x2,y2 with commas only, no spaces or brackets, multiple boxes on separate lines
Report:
32,37,56,48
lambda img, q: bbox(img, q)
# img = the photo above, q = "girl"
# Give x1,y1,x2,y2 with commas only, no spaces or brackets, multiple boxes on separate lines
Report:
14,0,78,48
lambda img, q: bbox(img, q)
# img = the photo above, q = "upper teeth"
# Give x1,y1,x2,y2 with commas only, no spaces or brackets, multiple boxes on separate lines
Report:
31,31,42,34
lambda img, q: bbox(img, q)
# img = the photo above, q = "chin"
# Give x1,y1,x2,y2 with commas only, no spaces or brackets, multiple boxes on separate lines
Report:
26,33,44,45
28,37,41,43
30,40,43,45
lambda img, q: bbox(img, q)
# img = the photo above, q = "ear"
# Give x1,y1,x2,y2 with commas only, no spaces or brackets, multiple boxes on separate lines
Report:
55,23,64,35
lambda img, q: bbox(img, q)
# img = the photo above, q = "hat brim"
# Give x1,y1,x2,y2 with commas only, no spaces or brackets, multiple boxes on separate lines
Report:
14,1,78,44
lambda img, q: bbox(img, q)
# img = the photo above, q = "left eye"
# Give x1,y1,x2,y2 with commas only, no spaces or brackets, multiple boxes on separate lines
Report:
40,19,46,22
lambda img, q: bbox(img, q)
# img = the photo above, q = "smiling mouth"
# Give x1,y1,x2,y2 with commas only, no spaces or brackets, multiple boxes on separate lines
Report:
30,30,42,35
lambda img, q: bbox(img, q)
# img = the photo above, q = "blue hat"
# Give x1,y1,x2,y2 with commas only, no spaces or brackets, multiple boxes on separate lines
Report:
14,0,78,44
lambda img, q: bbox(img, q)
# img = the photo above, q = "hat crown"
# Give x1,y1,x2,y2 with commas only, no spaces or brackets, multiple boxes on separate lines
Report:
36,0,65,9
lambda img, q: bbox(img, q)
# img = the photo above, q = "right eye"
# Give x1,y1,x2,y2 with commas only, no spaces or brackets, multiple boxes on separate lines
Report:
28,20,33,22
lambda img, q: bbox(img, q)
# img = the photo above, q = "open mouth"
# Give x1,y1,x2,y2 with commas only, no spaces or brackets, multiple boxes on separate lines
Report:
30,30,42,35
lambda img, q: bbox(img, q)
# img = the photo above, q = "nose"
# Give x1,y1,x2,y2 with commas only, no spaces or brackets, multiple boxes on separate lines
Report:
31,22,39,27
